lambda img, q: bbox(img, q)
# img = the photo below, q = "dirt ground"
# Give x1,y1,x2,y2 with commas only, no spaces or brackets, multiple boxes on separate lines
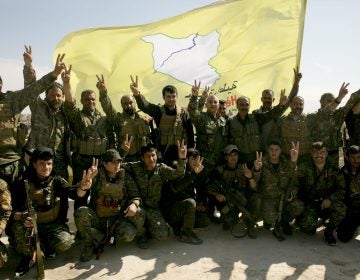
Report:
1,199,359,280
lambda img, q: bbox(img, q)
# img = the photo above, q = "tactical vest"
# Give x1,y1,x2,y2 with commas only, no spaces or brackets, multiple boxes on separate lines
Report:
28,179,60,224
228,115,261,154
119,114,150,155
78,112,108,156
260,160,290,199
217,165,247,191
281,114,311,155
0,99,18,150
95,168,126,218
159,106,185,146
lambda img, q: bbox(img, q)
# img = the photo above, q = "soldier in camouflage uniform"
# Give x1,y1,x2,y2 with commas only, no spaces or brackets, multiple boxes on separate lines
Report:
0,178,11,267
131,75,194,166
74,149,146,262
160,148,208,245
62,68,111,190
229,69,301,166
124,141,187,247
207,144,262,238
188,81,227,171
0,51,65,185
258,140,304,239
309,83,360,167
24,54,71,180
337,145,360,242
96,75,151,162
297,142,346,245
11,147,96,278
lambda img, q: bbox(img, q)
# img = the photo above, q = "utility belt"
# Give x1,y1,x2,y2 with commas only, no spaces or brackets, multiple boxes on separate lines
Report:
78,138,108,156
13,199,60,224
96,198,122,218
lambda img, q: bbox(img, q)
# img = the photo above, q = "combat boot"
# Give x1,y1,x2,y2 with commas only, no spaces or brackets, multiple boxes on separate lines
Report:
324,228,336,246
14,255,35,278
80,243,94,262
247,222,257,239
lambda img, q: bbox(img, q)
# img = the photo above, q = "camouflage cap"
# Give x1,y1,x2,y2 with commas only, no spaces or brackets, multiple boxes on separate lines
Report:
102,149,122,162
31,147,54,162
224,144,239,154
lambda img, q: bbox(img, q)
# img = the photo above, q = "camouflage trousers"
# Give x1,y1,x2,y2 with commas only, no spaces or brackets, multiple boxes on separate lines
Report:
12,221,74,257
261,197,304,225
166,198,196,235
337,200,360,242
0,240,7,268
297,200,346,234
143,207,169,241
74,207,145,246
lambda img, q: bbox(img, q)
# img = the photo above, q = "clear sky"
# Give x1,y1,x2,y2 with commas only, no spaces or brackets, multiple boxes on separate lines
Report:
1,0,359,112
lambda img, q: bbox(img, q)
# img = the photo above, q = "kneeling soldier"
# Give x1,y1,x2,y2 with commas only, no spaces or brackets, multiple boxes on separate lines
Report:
11,147,96,278
74,149,145,262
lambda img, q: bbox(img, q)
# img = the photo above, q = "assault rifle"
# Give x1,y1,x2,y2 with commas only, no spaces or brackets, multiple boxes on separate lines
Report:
24,179,45,280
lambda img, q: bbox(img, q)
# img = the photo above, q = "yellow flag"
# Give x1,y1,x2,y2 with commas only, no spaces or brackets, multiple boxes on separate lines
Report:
55,0,306,115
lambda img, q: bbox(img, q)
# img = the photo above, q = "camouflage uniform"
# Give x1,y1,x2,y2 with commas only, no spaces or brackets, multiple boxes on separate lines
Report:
252,83,299,153
26,100,70,180
310,90,360,167
259,156,304,226
64,99,110,185
297,162,346,234
99,91,150,161
345,110,360,146
337,163,360,242
74,166,145,249
0,179,11,267
160,166,210,234
0,71,57,184
135,94,195,166
207,164,261,229
11,170,77,258
228,105,287,166
188,95,227,168
124,159,187,240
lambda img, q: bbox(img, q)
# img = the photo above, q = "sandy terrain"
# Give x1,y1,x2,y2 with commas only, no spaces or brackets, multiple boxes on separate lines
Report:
1,201,359,280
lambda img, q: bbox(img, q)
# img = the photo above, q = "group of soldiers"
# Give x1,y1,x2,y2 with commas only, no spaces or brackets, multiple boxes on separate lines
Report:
0,46,359,278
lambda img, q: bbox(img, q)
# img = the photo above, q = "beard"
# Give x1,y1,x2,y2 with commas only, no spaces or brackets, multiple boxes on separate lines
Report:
48,100,63,110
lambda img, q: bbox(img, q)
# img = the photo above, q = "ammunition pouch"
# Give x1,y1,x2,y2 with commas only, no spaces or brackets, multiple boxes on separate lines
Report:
78,138,108,156
36,198,61,224
96,198,121,218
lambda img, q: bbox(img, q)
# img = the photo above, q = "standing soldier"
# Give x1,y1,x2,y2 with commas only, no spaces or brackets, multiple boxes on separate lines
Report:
10,147,97,278
228,69,301,166
62,68,110,188
131,75,194,166
297,142,346,245
188,81,227,171
25,54,71,180
310,84,360,167
74,149,145,262
96,75,151,162
258,140,303,240
0,53,66,185
337,145,360,242
0,179,11,267
124,141,187,248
